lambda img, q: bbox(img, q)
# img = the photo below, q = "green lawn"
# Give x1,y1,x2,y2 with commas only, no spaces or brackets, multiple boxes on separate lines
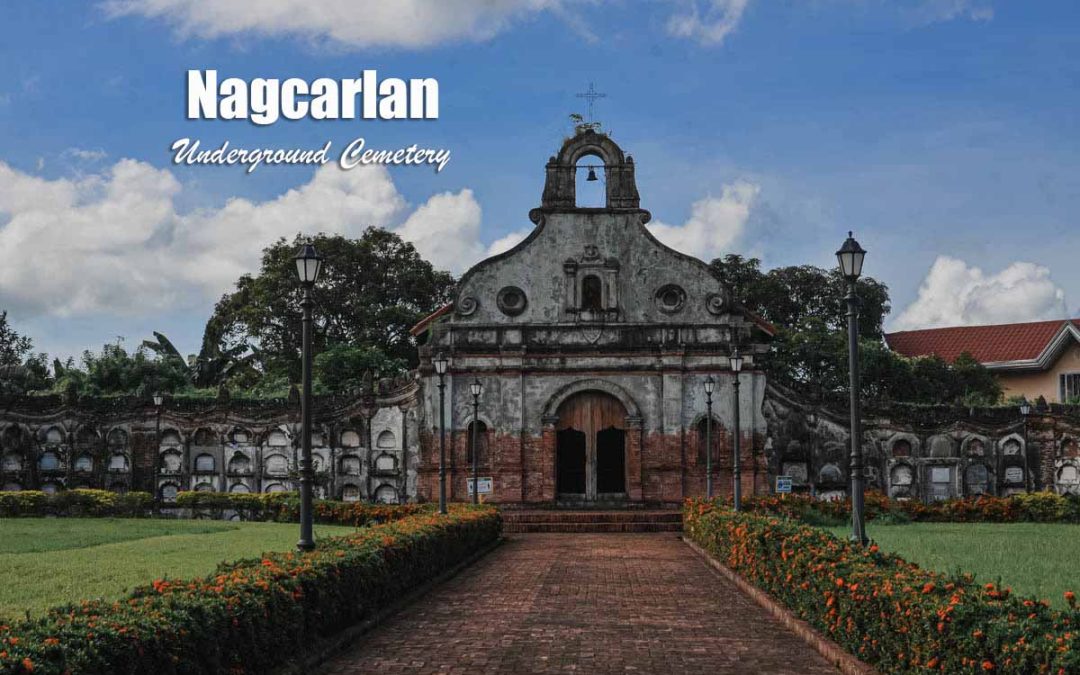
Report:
0,518,357,620
827,522,1080,608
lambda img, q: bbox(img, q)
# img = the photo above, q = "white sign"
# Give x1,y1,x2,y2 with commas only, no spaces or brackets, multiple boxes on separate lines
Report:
466,477,493,496
776,475,793,494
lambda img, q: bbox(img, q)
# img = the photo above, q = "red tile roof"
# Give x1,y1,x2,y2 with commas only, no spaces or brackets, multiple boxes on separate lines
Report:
885,319,1080,365
409,302,453,337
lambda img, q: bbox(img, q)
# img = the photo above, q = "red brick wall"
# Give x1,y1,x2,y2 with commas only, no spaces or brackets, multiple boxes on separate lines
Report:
418,425,768,505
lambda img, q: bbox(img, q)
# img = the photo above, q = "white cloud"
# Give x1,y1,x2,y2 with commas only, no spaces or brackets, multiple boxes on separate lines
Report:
893,256,1067,330
486,230,530,257
62,147,108,162
908,0,994,24
392,189,484,273
646,180,759,260
101,0,568,49
0,158,493,318
666,0,750,45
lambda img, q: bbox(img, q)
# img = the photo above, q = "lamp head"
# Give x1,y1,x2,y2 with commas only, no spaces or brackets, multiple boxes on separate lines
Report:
703,375,715,395
294,242,323,286
730,348,744,373
153,392,163,407
433,351,449,376
1019,397,1031,416
470,378,483,397
835,231,866,281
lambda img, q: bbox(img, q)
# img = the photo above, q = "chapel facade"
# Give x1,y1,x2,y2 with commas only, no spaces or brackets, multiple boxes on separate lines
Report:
411,128,772,505
2,130,1079,503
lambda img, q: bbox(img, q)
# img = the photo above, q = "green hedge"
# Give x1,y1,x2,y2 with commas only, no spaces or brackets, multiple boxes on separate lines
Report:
742,491,1080,524
684,500,1080,673
0,505,501,675
174,491,431,526
0,489,152,518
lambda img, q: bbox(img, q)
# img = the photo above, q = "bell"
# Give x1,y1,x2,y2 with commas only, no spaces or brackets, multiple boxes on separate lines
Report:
586,167,598,182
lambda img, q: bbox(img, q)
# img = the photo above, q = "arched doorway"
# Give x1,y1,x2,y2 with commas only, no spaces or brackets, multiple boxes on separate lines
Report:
555,391,627,500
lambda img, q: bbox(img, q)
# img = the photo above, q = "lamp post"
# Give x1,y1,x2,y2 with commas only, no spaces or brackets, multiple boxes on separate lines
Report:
730,349,744,512
836,231,868,547
704,376,715,499
1019,397,1032,492
470,378,483,504
153,393,163,499
294,242,323,552
434,352,449,515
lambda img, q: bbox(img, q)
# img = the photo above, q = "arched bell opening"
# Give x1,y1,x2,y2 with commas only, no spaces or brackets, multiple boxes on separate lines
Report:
574,153,605,207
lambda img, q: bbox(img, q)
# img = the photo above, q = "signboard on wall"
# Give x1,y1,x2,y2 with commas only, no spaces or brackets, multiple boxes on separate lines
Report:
466,477,493,496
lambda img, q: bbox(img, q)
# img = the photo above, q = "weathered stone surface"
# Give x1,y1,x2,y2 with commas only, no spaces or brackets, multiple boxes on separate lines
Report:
0,381,420,504
414,128,771,505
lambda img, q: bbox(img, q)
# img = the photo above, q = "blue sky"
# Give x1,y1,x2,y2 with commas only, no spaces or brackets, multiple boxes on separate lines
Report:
0,0,1078,361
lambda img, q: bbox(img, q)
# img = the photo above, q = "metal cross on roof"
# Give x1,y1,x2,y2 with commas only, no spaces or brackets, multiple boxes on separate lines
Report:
576,82,606,123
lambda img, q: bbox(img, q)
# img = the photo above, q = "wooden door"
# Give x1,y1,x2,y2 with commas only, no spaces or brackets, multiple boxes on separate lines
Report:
555,391,627,499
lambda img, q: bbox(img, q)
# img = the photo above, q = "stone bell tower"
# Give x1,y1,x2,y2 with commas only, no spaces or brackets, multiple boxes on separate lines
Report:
413,127,774,506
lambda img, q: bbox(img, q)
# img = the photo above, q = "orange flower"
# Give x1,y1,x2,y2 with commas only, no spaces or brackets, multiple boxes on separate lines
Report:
21,657,32,672
1065,591,1076,608
982,661,994,671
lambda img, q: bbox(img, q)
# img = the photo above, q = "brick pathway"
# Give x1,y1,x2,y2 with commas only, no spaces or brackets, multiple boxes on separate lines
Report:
322,534,839,674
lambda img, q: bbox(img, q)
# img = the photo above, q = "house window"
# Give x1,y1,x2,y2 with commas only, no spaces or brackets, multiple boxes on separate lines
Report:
1061,373,1080,403
194,454,215,472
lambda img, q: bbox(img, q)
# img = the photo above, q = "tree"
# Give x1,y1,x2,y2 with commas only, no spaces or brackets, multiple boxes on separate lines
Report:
206,230,455,383
77,342,191,397
709,255,1000,406
710,254,890,340
0,311,32,368
142,328,258,389
314,343,407,394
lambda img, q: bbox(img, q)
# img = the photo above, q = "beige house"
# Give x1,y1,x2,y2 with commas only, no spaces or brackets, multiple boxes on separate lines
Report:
885,319,1080,403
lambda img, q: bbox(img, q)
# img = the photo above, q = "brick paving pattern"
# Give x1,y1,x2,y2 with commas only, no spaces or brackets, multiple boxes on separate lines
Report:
322,533,839,674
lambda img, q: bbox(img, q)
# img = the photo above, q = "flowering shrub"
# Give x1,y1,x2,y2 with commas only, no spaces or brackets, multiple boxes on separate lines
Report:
174,491,431,527
684,499,1080,673
737,491,1080,524
0,505,500,675
0,489,152,518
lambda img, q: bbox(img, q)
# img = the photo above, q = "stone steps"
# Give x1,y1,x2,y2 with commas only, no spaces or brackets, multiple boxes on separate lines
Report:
501,509,683,533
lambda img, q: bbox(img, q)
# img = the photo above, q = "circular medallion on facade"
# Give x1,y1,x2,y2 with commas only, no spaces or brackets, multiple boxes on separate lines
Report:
496,286,528,316
457,296,479,316
705,292,726,315
654,284,686,314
